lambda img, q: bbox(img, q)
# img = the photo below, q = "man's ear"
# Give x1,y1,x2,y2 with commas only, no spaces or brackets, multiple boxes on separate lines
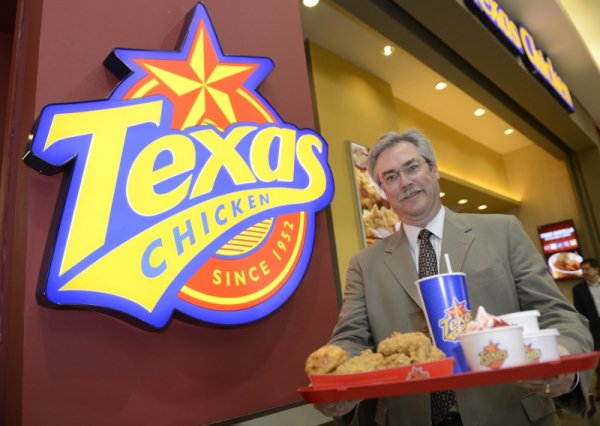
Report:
431,162,440,179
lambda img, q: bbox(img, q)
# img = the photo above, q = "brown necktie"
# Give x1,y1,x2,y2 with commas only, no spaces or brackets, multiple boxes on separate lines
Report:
418,229,457,425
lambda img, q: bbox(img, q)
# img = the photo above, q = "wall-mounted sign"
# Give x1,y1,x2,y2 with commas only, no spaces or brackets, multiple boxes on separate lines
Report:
23,3,334,328
537,219,583,281
466,0,574,112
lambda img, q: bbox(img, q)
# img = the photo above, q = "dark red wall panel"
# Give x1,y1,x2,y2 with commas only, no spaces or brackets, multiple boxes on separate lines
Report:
5,1,339,424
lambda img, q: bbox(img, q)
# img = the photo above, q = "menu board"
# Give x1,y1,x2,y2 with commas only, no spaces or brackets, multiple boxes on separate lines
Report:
537,219,583,280
348,141,400,247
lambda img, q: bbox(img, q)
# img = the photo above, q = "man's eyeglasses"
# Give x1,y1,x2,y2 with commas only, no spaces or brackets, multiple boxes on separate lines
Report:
380,159,430,187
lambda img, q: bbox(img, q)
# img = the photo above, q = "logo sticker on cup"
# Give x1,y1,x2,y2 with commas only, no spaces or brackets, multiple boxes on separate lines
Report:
525,344,542,364
478,340,508,369
439,297,472,342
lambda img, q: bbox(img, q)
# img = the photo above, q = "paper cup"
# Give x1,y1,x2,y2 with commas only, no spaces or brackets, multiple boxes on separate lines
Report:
498,310,540,333
458,325,527,371
416,273,472,373
523,328,560,363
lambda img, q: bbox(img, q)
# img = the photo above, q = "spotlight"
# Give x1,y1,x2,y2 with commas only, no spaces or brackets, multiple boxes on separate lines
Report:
381,45,395,56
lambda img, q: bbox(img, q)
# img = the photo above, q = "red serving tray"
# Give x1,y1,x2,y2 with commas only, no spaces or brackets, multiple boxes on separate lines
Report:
310,358,454,388
298,352,600,403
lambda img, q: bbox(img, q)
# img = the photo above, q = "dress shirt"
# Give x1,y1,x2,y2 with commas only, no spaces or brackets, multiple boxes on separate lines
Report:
403,207,445,271
587,279,600,316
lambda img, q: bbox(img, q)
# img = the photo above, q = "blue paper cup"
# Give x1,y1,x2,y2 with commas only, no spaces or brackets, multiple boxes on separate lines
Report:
416,273,472,373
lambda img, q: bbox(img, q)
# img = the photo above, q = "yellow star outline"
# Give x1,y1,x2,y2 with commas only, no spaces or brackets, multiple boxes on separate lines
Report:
130,21,261,130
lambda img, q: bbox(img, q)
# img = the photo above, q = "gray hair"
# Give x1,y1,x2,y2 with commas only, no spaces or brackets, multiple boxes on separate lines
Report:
367,129,437,184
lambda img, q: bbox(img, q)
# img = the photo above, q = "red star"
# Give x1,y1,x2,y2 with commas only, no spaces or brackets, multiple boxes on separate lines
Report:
133,23,259,130
484,341,500,353
447,298,469,318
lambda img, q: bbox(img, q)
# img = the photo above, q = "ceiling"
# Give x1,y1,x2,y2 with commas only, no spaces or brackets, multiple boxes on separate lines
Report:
299,0,600,213
1,0,597,214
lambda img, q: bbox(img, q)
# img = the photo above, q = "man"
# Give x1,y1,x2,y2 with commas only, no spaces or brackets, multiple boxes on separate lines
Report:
573,258,600,400
317,130,592,425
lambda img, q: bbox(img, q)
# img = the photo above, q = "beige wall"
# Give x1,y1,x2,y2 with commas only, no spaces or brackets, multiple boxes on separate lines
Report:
504,145,583,248
576,145,600,257
504,144,588,302
308,42,398,284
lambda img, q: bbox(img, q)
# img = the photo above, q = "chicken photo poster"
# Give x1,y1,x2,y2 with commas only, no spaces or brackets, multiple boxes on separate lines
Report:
349,141,400,247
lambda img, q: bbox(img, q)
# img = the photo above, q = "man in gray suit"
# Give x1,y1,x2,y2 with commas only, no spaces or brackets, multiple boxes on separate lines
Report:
317,130,593,425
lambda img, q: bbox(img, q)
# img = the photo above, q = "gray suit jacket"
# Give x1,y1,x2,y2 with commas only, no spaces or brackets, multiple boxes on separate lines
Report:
330,208,593,426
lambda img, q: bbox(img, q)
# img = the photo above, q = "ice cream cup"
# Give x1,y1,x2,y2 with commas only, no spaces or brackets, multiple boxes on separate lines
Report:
497,310,540,333
458,325,527,371
523,328,560,363
416,273,472,373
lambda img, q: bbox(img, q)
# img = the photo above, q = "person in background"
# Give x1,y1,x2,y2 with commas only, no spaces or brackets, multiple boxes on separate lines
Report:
314,129,593,426
573,258,600,410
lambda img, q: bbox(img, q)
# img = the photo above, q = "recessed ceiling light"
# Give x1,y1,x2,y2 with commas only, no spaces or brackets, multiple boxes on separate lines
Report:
435,81,448,90
458,199,468,205
504,128,514,135
381,45,395,56
303,0,319,7
474,108,486,117
477,205,488,210
439,192,445,198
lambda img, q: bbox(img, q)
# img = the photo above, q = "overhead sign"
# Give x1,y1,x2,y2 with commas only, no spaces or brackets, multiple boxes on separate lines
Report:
466,0,574,112
23,3,334,328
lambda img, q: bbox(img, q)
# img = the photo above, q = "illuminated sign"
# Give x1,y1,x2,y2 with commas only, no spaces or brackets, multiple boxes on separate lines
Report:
466,0,574,112
23,4,334,328
537,219,583,281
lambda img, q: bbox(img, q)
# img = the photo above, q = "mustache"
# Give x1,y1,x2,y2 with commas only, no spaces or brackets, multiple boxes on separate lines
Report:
399,185,423,201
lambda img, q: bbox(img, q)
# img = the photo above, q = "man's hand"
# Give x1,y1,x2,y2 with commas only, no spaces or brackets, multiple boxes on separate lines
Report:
314,400,361,417
516,344,576,397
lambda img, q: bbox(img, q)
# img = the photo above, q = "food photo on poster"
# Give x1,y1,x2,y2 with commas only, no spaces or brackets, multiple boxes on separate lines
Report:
348,141,400,247
537,219,583,280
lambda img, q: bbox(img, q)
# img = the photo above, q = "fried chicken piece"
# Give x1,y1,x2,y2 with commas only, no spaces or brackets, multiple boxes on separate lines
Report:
377,332,431,356
380,352,412,368
377,331,445,363
427,346,446,362
334,349,384,374
305,344,348,375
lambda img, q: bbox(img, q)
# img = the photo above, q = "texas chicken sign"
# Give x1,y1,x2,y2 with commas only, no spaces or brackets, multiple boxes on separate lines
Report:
23,4,334,328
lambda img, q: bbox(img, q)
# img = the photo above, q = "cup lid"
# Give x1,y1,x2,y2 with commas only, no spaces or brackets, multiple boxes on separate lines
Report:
458,324,524,338
498,310,541,320
523,328,559,338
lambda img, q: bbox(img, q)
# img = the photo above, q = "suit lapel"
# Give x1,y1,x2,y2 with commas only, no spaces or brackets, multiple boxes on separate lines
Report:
440,208,475,273
383,227,422,309
381,208,476,309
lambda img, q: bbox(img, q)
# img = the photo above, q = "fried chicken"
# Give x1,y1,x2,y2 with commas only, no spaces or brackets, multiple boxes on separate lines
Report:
333,349,384,374
305,331,445,376
377,331,445,363
305,344,348,375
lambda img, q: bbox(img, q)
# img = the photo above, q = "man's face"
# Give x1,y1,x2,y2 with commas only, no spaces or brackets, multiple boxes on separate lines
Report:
582,263,599,282
374,142,441,227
